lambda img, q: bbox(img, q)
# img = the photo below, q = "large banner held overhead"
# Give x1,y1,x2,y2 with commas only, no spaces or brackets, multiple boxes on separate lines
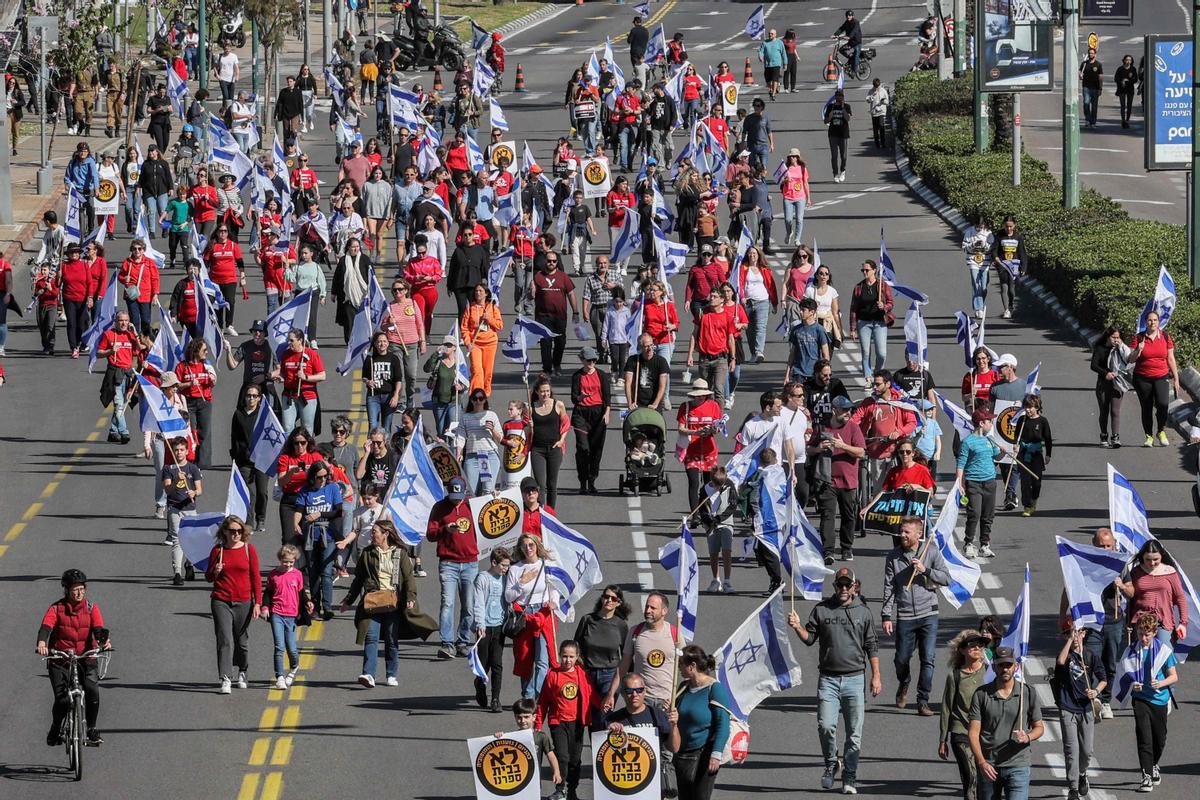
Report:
467,729,541,800
471,487,525,560
591,728,661,800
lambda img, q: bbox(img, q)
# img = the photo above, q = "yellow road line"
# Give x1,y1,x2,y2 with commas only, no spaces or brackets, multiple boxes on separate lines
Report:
607,0,677,45
40,482,59,498
280,706,301,730
236,774,260,800
85,431,101,442
270,737,293,766
258,707,279,730
5,523,26,542
22,503,42,521
261,772,284,800
304,620,325,642
248,737,271,766
0,545,8,559
288,685,308,702
298,652,317,670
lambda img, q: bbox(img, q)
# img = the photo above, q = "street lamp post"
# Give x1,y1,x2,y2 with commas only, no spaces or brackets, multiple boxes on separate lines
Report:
953,0,965,77
1063,0,1080,208
199,0,208,91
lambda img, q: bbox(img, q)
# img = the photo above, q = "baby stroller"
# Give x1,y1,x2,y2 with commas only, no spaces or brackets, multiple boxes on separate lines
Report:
618,407,671,497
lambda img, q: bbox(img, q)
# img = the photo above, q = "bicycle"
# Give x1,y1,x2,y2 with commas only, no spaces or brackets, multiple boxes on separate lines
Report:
830,37,876,82
42,641,111,782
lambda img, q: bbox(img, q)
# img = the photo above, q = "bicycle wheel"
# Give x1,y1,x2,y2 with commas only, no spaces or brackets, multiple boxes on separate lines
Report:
854,62,872,81
70,698,84,781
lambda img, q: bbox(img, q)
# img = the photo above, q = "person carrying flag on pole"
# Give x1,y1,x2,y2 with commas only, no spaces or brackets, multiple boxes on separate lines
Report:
1116,612,1180,792
968,646,1045,800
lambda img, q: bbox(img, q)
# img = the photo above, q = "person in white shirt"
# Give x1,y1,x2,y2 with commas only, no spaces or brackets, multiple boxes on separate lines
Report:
738,390,791,467
217,45,240,105
230,92,256,153
781,381,812,506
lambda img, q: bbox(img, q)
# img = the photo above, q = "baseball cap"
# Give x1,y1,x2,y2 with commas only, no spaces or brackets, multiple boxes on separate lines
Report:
447,477,468,500
422,180,437,189
520,477,540,494
581,346,599,362
442,334,457,345
738,150,750,158
699,244,714,255
250,319,267,333
832,395,855,410
646,156,658,166
833,567,856,587
160,373,180,389
918,399,935,411
992,646,1018,666
972,408,994,425
994,353,1018,368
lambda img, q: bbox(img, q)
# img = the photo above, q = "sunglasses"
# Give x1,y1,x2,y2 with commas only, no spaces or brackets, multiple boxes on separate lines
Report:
861,268,872,273
622,687,646,695
332,427,348,434
131,246,144,251
789,393,803,398
602,594,619,602
371,439,387,445
898,449,914,455
314,472,329,478
293,438,308,444
228,527,245,535
246,392,262,398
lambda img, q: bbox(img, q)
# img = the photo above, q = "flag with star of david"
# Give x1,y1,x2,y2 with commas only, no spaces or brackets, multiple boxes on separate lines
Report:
383,417,447,546
541,510,604,622
266,290,314,358
249,403,288,476
715,586,803,721
657,519,699,642
135,375,191,437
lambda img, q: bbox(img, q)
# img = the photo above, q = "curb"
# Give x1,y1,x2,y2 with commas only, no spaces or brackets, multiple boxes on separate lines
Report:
890,116,1200,439
2,192,60,267
494,3,573,41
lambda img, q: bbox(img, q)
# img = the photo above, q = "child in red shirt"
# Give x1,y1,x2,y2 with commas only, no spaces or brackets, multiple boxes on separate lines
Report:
535,640,591,800
33,263,60,355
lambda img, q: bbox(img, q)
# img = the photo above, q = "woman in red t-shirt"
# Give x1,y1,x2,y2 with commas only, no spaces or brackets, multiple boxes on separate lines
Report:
641,281,679,406
204,515,262,693
189,168,219,241
720,282,749,408
605,176,636,263
681,65,705,128
960,347,1000,412
677,380,723,511
1128,310,1181,446
861,442,935,529
275,427,321,548
173,338,217,468
274,328,327,433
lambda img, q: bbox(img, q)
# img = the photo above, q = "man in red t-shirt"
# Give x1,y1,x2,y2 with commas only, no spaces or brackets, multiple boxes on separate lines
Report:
97,311,146,443
202,226,246,334
426,477,480,658
687,290,734,407
531,255,579,376
614,86,643,171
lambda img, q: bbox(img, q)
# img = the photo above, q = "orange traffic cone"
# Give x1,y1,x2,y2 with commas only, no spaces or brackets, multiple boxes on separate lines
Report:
576,0,584,5
514,63,526,93
823,54,840,83
743,57,754,86
433,67,444,92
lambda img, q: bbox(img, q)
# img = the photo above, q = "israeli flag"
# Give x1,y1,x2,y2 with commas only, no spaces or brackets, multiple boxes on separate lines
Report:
542,511,605,621
136,375,191,437
610,207,641,263
495,186,522,228
654,230,689,278
955,310,977,369
417,141,441,178
167,67,189,120
729,225,755,297
1025,362,1041,395
250,403,288,475
80,222,107,249
468,638,490,683
715,587,804,721
1114,637,1174,707
156,7,169,38
1137,266,1177,333
195,254,230,310
146,304,184,374
267,290,313,358
929,481,980,608
133,207,167,268
178,512,224,571
1056,536,1128,630
646,23,667,64
64,188,83,241
489,97,510,132
384,417,447,546
745,4,767,40
425,191,454,224
194,283,224,359
996,563,1031,680
904,303,928,366
470,20,490,51
211,145,255,189
934,391,975,443
725,421,779,487
622,299,645,344
446,321,473,389
502,315,556,373
208,114,238,151
473,58,496,99
83,271,120,372
225,465,252,521
664,61,689,106
633,1,650,16
1107,463,1153,554
488,247,514,299
587,51,601,85
467,133,487,172
605,38,627,92
336,300,375,376
753,467,829,600
658,520,699,642
1171,565,1200,660
324,67,346,108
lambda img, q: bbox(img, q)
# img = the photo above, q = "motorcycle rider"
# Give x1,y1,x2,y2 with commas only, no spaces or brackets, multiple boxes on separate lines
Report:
832,10,863,74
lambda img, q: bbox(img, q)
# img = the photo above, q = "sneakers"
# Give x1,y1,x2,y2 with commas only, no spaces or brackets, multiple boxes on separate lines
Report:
172,573,184,586
185,563,196,581
219,676,232,694
965,543,978,559
1068,790,1080,800
979,544,996,558
71,347,79,359
1002,498,1017,512
1100,702,1113,720
706,578,723,593
1100,434,1110,448
821,763,839,790
275,676,287,690
285,669,297,687
155,506,166,519
722,579,735,594
895,684,909,709
1138,772,1153,792
1002,309,1012,319
456,643,471,658
1079,774,1090,796
755,352,765,364
1152,765,1161,785
840,549,854,562
413,565,428,577
225,326,238,337
490,697,503,713
358,673,376,687
385,676,398,686
723,395,735,410
1144,435,1155,447
1157,431,1169,446
1110,435,1121,449
1022,505,1036,517
437,646,457,660
237,672,248,689
824,553,835,566
842,779,857,795
85,728,103,746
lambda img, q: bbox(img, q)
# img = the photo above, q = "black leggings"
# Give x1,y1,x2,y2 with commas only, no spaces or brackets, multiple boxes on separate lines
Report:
64,299,89,351
1018,451,1045,507
572,405,607,484
531,444,563,508
784,53,798,91
49,660,100,732
1133,698,1168,774
168,230,188,265
1095,384,1123,437
828,135,847,175
686,467,711,512
1119,91,1135,123
218,282,238,330
1133,375,1170,435
477,625,505,701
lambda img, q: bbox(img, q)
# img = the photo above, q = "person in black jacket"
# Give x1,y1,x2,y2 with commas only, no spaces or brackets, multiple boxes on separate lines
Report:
229,383,271,532
1114,54,1138,129
570,347,611,495
275,75,305,143
627,18,650,67
147,84,172,152
646,85,677,166
989,215,1027,319
447,227,491,320
138,145,174,239
1090,325,1126,448
331,238,373,343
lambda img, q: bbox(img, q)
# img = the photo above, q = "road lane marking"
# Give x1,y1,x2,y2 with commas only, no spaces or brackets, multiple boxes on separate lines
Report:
259,707,279,730
991,596,1013,615
236,774,260,800
270,737,293,765
249,737,271,766
971,597,990,615
260,772,284,800
980,573,1001,590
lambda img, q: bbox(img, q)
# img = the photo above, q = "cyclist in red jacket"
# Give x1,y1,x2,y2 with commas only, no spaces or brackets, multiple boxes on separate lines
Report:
36,569,113,747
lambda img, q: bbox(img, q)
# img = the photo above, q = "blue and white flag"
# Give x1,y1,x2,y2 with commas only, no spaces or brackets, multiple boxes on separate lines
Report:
586,51,602,85
384,417,447,546
1137,265,1177,333
495,183,522,228
1171,565,1200,660
64,188,83,241
470,20,490,51
446,321,473,389
1114,637,1174,707
753,467,829,600
178,512,225,571
488,247,514,300
146,304,183,374
542,510,605,621
935,391,975,442
955,310,978,369
425,191,454,224
997,563,1031,679
156,7,169,38
195,254,230,310
646,23,667,64
133,207,167,268
879,228,929,305
225,466,252,521
489,97,510,132
1056,536,1128,630
135,374,191,437
467,133,487,172
272,136,289,178
745,4,767,40
729,225,755,297
208,114,239,151
1107,463,1153,554
417,140,441,178
324,67,346,109
502,316,556,374
194,281,224,359
929,481,980,608
1024,362,1041,395
336,300,375,376
623,299,644,344
658,520,699,642
167,67,189,120
83,271,120,372
211,145,255,189
468,637,490,683
725,421,779,487
610,207,641,262
715,587,804,721
653,222,689,277
903,303,928,366
250,402,288,475
473,58,496,98
266,290,313,358
633,1,650,16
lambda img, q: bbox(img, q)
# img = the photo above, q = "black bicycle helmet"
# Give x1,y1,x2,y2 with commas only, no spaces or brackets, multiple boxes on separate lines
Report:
61,569,88,588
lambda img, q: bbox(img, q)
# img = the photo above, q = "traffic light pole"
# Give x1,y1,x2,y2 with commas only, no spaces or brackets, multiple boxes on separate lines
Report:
198,0,208,91
1063,0,1080,208
954,0,965,76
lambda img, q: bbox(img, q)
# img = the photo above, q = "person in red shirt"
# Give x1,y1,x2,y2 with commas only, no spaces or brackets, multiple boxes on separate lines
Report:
276,427,322,549
678,378,723,510
403,237,444,334
189,168,220,241
203,225,246,335
84,241,108,307
33,262,60,355
487,32,506,84
274,328,326,433
258,229,295,316
168,260,203,338
702,104,731,152
681,64,705,127
719,282,749,409
174,338,218,468
118,239,161,335
860,442,936,542
570,347,611,495
536,640,592,800
97,310,146,443
36,569,112,746
684,246,727,322
289,154,321,212
605,176,637,264
59,242,95,358
444,132,471,183
687,290,734,408
0,254,13,356
960,347,1000,412
613,86,642,171
204,516,262,693
426,477,481,658
851,369,920,491
1129,310,1182,447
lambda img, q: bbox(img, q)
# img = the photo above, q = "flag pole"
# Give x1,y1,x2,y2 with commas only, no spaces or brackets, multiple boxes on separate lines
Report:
786,473,796,614
904,528,936,591
1002,416,1027,496
669,608,683,711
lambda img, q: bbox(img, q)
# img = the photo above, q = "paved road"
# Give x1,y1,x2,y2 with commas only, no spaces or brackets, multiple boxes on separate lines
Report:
0,3,1196,799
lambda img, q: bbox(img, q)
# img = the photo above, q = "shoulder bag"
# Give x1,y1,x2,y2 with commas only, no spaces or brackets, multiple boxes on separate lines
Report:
124,261,145,302
501,562,545,638
362,549,403,614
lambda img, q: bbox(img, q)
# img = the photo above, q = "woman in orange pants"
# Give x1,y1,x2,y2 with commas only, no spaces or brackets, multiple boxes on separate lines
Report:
461,283,503,396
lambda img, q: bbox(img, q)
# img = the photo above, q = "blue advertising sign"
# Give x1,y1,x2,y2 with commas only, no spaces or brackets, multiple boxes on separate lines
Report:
1145,36,1192,171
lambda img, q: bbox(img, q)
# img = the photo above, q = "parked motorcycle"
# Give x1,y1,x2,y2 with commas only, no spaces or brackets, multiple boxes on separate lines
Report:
218,12,246,49
393,23,465,72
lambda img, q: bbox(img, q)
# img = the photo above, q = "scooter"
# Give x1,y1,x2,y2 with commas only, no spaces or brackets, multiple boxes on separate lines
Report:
393,21,465,72
218,12,246,49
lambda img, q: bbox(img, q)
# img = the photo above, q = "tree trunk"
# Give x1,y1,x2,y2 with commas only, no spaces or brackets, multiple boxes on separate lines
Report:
990,92,1013,150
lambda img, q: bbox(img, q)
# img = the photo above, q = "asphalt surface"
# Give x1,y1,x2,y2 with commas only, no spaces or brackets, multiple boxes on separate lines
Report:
0,2,1196,798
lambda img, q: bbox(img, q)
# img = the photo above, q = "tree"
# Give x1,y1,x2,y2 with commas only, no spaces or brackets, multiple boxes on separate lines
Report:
243,0,305,132
28,0,119,79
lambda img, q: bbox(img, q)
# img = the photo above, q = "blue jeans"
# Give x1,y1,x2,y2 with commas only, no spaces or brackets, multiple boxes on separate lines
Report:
618,126,638,170
266,290,280,316
270,614,299,676
751,145,769,171
463,451,500,495
783,199,806,243
580,118,597,154
1082,87,1100,126
817,672,865,778
126,299,152,335
366,394,397,433
1083,620,1123,702
184,48,198,76
682,98,701,129
282,395,318,432
432,401,457,438
362,612,401,679
521,634,550,699
307,534,338,612
894,615,939,703
233,131,251,154
856,321,887,382
143,193,169,238
970,265,989,312
746,298,771,359
979,764,1030,800
109,374,129,435
438,560,478,647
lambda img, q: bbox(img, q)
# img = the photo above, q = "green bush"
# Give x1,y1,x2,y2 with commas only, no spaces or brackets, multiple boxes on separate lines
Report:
893,71,1194,365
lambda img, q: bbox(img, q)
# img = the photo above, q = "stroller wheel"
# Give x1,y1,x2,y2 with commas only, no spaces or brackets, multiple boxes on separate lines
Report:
663,476,672,494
